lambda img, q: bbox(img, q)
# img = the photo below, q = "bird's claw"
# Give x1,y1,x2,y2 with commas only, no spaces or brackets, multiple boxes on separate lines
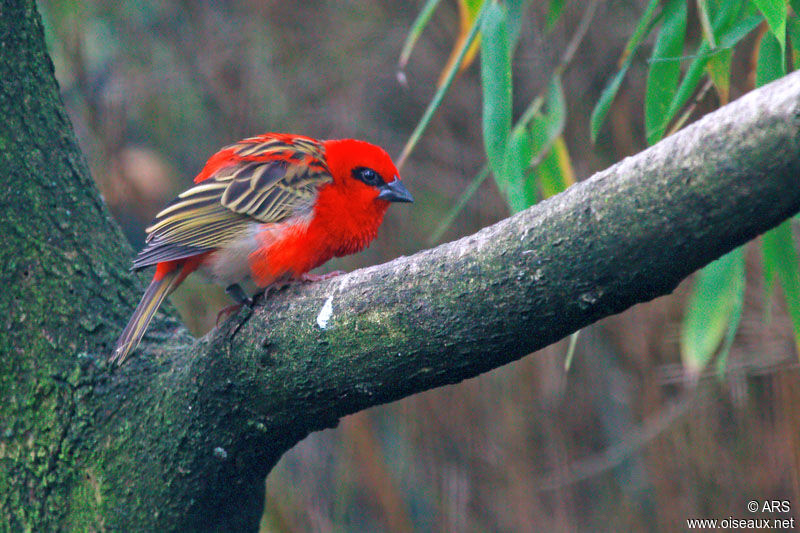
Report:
216,303,244,326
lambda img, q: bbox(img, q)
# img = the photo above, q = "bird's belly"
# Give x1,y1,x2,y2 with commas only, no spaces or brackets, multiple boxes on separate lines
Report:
197,228,259,287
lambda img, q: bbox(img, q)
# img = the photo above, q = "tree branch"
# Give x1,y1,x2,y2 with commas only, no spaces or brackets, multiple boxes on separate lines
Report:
224,71,800,419
204,65,800,456
3,0,800,529
123,70,800,530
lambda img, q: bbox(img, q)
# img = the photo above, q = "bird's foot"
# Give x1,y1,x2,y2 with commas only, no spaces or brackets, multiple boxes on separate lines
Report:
217,283,255,326
216,303,245,326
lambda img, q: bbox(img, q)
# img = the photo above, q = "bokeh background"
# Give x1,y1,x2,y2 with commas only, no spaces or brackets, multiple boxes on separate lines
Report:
38,1,800,531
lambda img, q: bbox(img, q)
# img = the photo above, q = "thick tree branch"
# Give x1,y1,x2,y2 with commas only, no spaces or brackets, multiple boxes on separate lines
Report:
2,0,800,529
111,70,800,530
220,71,800,422
202,66,800,455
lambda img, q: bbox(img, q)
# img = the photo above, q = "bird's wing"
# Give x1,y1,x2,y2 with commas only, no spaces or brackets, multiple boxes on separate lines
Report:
132,135,333,270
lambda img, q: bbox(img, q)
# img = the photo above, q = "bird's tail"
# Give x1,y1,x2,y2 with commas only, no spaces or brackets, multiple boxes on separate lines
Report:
110,270,180,366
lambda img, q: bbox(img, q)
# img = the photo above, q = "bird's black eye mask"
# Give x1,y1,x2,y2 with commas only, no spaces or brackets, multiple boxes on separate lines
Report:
352,166,386,187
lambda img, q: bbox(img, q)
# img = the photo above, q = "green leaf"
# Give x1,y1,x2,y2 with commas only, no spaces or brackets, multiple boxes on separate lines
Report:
714,256,746,376
545,0,566,32
707,0,745,34
463,0,484,14
661,41,711,133
564,330,580,371
525,75,570,200
697,0,717,48
590,0,660,142
762,222,800,356
500,125,533,212
662,14,762,134
717,13,763,49
530,75,566,162
543,74,566,140
591,61,632,143
481,1,512,184
506,0,532,51
756,29,787,86
787,15,800,69
680,248,746,375
622,0,661,56
398,0,443,69
534,136,573,199
752,0,788,53
705,47,733,104
645,0,687,145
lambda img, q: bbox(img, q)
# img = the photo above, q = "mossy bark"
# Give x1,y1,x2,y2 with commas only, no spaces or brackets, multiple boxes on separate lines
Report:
0,0,131,529
2,1,800,531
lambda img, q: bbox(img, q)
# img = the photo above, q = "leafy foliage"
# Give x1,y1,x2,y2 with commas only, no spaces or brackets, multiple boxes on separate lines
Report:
588,0,799,373
403,0,800,375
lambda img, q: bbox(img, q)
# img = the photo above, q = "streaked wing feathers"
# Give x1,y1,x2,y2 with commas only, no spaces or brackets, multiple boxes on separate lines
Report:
218,159,331,222
132,135,333,271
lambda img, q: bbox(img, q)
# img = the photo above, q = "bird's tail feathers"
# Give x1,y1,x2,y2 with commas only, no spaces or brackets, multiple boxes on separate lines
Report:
110,270,180,366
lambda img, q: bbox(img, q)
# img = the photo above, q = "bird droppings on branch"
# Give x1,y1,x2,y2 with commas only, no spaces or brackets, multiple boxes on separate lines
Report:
316,296,334,329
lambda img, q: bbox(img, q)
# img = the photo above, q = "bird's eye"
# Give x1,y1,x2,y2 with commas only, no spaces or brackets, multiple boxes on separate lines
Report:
353,167,384,187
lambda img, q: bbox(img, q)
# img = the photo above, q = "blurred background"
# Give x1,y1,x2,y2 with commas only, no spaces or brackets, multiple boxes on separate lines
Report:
38,0,800,530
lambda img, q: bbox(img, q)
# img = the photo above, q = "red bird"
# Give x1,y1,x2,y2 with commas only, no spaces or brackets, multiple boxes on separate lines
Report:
111,133,413,365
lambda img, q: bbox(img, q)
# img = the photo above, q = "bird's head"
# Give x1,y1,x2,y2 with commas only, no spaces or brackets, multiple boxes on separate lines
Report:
323,139,414,206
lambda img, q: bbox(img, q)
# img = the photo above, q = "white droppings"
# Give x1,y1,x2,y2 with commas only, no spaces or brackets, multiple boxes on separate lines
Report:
316,296,334,329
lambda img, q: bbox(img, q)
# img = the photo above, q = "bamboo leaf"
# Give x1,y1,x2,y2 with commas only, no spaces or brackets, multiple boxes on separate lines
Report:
714,255,746,376
500,125,533,212
645,0,687,145
717,13,763,49
530,75,566,165
398,0,443,70
680,248,746,375
590,58,633,143
544,74,566,140
481,1,512,183
705,48,733,104
535,136,573,200
545,0,566,32
662,13,762,134
762,222,800,356
622,0,661,56
752,0,788,53
787,15,800,69
697,0,717,48
590,0,660,142
506,0,532,51
756,29,787,86
523,75,571,200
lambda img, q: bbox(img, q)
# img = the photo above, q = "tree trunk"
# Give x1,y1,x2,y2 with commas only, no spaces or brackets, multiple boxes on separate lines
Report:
2,1,800,531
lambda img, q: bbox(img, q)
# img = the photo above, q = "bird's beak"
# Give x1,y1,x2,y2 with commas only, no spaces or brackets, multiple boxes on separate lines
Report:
378,179,414,203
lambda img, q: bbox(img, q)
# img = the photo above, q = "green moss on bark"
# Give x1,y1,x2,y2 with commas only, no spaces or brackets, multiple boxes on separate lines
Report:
0,0,147,529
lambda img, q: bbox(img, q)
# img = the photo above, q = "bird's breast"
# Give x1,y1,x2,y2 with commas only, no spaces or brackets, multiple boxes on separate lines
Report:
245,218,327,287
247,209,381,287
